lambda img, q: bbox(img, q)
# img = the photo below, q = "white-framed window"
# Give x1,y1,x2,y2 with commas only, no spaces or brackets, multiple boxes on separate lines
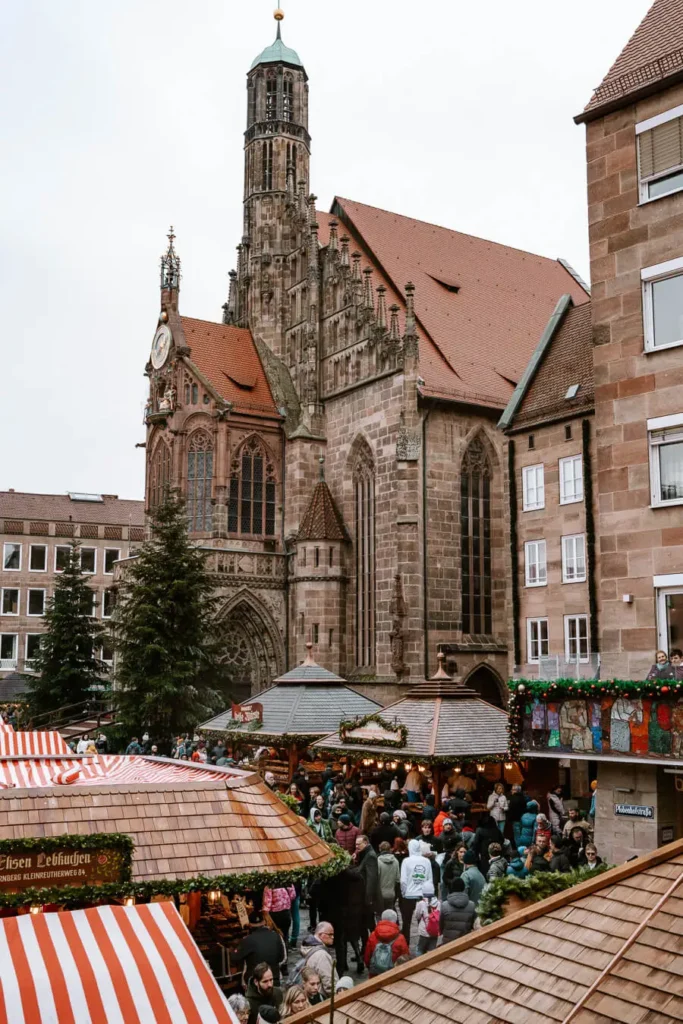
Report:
101,636,114,665
25,633,42,666
87,589,98,618
27,589,46,617
565,614,589,663
655,579,683,653
527,618,549,663
559,455,583,504
80,548,96,574
642,257,683,352
102,589,116,619
637,104,683,204
1,589,19,616
104,549,121,575
562,534,587,583
648,415,683,506
0,634,18,667
2,544,21,572
29,544,47,572
55,546,71,572
522,464,544,511
524,540,547,587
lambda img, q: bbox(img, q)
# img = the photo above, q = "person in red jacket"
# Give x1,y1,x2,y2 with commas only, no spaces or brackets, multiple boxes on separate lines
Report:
335,815,361,853
363,909,410,977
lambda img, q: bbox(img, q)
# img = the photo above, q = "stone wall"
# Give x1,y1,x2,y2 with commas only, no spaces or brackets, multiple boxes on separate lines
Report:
587,80,683,679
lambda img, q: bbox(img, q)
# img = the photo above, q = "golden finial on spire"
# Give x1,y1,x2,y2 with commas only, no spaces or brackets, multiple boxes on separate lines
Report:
274,7,284,21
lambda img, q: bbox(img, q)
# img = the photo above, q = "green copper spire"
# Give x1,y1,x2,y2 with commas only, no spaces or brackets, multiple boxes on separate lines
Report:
250,9,303,70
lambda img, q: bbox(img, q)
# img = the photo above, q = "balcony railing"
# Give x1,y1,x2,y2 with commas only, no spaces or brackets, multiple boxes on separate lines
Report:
0,659,17,672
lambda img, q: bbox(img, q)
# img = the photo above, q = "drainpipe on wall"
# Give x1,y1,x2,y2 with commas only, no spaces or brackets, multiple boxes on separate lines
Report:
422,408,431,679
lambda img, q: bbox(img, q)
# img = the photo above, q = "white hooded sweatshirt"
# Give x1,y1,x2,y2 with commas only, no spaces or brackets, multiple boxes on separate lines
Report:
400,839,432,899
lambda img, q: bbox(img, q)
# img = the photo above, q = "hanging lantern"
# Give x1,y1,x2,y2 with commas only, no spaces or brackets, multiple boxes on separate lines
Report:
504,762,514,771
376,761,384,769
476,763,485,773
404,763,411,771
29,905,42,915
123,896,135,907
208,890,221,904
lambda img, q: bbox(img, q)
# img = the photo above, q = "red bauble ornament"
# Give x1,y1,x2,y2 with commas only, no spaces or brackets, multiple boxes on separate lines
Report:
661,686,670,694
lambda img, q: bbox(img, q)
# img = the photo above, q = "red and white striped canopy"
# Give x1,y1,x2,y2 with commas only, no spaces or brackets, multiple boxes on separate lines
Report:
0,731,70,757
0,755,223,789
0,902,238,1023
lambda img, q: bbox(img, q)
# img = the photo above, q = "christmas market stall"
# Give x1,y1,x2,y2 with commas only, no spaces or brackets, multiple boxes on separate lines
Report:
0,724,346,998
312,654,522,809
200,643,382,783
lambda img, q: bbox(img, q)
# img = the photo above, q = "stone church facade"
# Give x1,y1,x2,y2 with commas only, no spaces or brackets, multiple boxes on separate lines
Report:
142,13,589,705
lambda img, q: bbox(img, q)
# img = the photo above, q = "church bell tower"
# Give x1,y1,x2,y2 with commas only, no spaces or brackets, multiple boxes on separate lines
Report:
230,8,311,363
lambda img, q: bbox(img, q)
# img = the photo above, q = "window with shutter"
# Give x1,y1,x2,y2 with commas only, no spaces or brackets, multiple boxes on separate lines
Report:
637,104,683,202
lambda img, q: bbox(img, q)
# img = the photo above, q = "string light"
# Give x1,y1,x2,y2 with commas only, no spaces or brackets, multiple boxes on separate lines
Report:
123,897,135,907
208,890,221,904
29,905,42,915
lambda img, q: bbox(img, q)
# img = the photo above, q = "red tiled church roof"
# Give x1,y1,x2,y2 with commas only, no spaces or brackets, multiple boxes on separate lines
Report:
0,491,144,526
578,0,683,121
331,197,589,410
178,317,280,419
297,479,347,541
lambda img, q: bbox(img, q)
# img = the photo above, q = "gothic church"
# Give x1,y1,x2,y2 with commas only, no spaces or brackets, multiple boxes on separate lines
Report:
144,11,589,705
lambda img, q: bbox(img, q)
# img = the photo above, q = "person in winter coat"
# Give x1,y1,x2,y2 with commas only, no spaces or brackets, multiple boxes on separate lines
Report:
295,924,336,999
579,842,603,870
399,839,432,942
507,784,528,847
486,843,508,882
418,819,442,854
562,807,593,842
534,813,552,846
355,835,381,923
391,810,410,840
308,808,333,843
245,964,284,1024
548,835,572,873
414,881,440,955
262,885,296,947
439,878,476,944
359,793,378,836
486,783,509,833
370,813,399,851
460,850,486,908
421,794,438,822
233,913,286,984
565,825,589,868
377,842,400,911
525,836,551,874
440,818,460,856
518,800,540,850
506,855,528,879
442,843,467,897
335,815,361,852
383,780,403,813
547,785,566,832
471,814,501,877
392,837,409,867
363,909,410,976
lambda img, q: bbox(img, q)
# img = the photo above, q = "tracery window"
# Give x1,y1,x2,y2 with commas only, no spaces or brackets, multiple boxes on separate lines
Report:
353,442,375,667
187,431,214,533
461,436,492,635
149,440,171,510
228,436,276,537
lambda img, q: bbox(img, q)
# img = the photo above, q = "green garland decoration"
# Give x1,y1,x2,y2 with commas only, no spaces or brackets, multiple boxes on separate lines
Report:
338,713,408,749
508,439,521,667
582,418,599,655
201,728,326,746
0,841,351,910
476,864,610,924
313,744,513,768
276,792,302,812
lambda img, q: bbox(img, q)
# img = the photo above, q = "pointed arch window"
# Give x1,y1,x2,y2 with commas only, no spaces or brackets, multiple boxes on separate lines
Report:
283,77,293,120
187,431,214,533
353,444,376,668
461,436,492,635
262,140,273,190
228,436,276,537
149,440,172,510
266,76,277,119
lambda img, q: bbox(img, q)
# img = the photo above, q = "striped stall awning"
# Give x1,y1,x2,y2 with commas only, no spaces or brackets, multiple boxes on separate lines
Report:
0,902,238,1023
0,731,70,757
0,756,225,789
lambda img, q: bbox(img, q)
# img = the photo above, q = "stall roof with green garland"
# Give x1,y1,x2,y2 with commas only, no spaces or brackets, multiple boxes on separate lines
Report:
312,654,511,766
200,644,381,741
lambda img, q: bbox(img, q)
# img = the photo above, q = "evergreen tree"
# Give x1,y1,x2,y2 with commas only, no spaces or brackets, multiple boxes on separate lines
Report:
28,542,107,717
112,491,227,740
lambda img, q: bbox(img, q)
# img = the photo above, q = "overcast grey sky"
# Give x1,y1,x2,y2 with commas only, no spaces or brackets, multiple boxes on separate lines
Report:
0,0,651,500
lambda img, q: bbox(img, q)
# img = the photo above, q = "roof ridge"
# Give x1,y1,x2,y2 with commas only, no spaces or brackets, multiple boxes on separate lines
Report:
287,836,683,1023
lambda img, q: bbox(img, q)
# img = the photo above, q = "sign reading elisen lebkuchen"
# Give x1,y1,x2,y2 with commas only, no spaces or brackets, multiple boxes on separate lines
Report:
232,702,264,725
0,846,124,893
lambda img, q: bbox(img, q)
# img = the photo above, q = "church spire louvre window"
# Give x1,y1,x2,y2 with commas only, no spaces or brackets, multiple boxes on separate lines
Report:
353,442,376,668
461,436,492,635
187,431,214,533
228,436,276,537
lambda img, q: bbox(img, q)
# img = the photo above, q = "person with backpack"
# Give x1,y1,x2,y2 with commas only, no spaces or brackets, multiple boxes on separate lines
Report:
413,881,440,955
439,878,476,945
363,909,410,977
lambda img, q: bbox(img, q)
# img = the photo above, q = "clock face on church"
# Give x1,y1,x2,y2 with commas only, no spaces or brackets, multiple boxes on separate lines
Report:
151,324,172,369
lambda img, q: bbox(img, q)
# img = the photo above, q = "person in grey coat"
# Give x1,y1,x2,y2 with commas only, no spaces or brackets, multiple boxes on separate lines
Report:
376,842,400,911
439,879,476,944
461,850,486,908
486,843,508,882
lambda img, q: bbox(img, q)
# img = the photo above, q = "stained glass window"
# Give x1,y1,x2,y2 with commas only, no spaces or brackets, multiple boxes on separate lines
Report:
228,436,276,537
187,431,213,533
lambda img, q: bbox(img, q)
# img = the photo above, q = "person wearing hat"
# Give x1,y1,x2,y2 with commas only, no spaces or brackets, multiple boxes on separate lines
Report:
439,878,476,944
264,771,276,790
414,881,440,955
460,850,486,908
363,909,410,976
334,814,361,853
399,839,432,943
335,975,355,994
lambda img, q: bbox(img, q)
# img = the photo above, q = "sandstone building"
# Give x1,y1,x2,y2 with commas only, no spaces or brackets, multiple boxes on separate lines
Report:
143,11,588,704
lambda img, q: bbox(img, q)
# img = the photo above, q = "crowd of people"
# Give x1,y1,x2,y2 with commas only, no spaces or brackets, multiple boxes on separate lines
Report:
224,764,603,1021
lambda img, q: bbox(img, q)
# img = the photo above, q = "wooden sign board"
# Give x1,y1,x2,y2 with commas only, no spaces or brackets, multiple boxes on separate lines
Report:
0,846,124,893
234,896,250,929
232,702,264,725
343,721,404,746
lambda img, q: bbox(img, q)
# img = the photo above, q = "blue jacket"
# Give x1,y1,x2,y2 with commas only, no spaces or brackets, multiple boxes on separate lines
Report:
518,801,540,849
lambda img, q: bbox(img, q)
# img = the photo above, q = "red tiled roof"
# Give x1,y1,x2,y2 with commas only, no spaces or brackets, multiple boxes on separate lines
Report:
179,317,280,419
297,480,347,541
332,197,589,410
579,0,683,120
0,492,144,526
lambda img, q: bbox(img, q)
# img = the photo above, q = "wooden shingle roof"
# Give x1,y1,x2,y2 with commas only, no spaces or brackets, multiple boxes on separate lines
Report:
290,837,683,1024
